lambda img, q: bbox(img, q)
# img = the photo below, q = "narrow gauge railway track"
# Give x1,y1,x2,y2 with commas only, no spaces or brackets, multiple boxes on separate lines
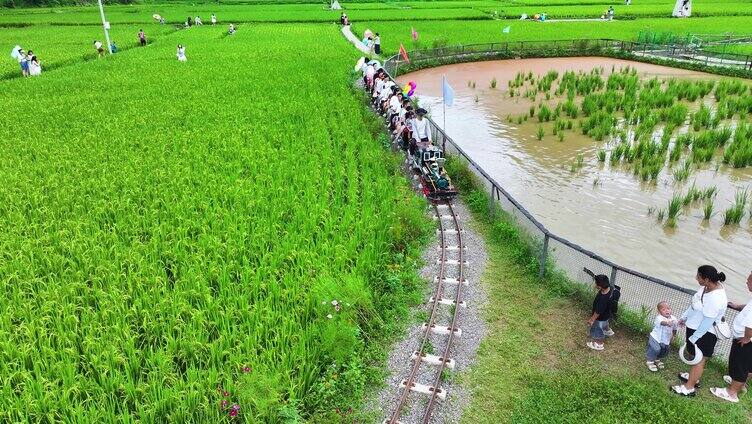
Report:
385,201,466,424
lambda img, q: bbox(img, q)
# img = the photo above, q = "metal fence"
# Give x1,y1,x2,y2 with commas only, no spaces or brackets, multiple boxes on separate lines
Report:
383,39,752,76
377,47,743,359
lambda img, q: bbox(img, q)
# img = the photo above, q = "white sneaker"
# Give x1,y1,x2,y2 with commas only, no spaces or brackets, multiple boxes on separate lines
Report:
710,387,739,403
723,375,748,393
604,329,615,337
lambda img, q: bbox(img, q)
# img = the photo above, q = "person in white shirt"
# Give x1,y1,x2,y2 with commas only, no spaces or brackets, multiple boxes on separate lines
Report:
646,302,677,372
412,108,432,146
94,40,105,58
176,44,187,62
674,265,728,397
711,271,752,403
211,14,217,25
28,55,41,76
195,16,203,25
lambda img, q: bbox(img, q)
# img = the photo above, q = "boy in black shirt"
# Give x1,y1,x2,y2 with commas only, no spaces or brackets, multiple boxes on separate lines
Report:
587,274,612,351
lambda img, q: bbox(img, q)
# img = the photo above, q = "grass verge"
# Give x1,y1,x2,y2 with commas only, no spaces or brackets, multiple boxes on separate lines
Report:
443,157,752,424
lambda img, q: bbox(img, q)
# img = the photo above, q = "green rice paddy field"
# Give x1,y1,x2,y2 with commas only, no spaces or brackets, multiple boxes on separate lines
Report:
1,0,752,422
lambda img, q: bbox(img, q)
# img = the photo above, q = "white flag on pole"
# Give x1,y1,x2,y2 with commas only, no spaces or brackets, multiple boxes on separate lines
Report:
442,75,455,107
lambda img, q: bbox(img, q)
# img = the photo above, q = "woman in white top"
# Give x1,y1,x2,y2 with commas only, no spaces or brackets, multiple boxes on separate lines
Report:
28,55,41,76
176,45,187,62
711,271,752,402
673,265,728,397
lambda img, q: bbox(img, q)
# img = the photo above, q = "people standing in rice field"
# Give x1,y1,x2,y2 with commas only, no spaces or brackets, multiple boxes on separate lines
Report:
211,14,217,25
228,24,236,35
19,49,29,76
138,29,147,46
195,16,203,25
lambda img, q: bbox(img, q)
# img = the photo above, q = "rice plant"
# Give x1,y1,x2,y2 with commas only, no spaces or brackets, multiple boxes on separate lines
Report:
724,189,749,225
597,150,606,162
666,194,683,227
703,199,714,220
537,126,545,141
490,77,497,89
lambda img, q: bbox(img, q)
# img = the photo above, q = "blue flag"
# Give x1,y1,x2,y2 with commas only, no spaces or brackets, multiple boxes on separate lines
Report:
442,75,455,107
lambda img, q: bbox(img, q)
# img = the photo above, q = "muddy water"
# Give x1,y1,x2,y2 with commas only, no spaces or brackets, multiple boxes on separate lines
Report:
399,57,752,301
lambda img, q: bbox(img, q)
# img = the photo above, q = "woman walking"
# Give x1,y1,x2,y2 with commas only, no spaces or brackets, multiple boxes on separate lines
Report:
711,271,752,403
138,29,147,47
674,265,728,397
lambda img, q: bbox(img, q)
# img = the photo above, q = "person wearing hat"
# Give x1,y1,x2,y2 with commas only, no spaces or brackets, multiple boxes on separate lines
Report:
711,271,752,403
412,108,432,149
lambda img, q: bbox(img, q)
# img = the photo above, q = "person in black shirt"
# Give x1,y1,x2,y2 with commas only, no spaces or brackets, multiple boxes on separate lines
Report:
588,274,612,351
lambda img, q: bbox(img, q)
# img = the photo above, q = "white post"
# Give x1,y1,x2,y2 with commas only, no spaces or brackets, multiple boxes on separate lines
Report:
442,74,447,131
97,0,113,54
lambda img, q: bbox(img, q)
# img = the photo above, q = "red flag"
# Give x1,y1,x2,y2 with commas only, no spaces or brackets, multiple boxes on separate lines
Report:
399,43,410,62
411,27,418,41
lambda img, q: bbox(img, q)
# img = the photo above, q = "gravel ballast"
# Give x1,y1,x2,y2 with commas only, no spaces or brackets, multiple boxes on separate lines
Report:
369,199,489,424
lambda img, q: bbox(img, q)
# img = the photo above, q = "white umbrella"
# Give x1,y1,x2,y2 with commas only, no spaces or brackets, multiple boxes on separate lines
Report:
153,14,162,21
10,45,22,59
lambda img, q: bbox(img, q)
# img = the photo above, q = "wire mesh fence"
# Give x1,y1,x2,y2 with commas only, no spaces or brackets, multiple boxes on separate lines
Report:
375,49,744,359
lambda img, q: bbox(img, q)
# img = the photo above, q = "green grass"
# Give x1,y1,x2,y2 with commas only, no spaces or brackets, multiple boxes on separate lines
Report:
444,157,752,424
0,23,432,422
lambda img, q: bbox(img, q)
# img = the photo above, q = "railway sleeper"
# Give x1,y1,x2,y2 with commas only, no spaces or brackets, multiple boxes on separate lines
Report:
428,296,466,308
436,259,468,266
434,277,469,286
411,351,456,370
421,323,462,337
398,380,447,400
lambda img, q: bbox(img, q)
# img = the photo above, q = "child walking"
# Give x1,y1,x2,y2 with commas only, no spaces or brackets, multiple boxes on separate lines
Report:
646,301,678,371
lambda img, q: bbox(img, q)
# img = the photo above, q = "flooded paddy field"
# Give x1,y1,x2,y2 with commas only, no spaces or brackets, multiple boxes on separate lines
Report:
400,57,752,301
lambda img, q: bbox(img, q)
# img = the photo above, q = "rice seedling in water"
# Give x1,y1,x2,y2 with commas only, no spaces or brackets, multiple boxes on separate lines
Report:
666,194,683,227
724,189,749,225
657,209,666,222
673,161,691,183
570,153,585,173
538,104,552,122
490,77,497,89
703,199,714,220
597,150,606,162
529,106,535,118
558,132,565,142
537,126,545,141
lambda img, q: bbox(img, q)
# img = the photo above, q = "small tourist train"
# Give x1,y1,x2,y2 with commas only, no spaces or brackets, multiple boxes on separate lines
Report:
412,145,458,201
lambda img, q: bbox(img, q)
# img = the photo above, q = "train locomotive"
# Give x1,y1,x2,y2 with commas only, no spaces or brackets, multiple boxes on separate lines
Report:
412,145,458,201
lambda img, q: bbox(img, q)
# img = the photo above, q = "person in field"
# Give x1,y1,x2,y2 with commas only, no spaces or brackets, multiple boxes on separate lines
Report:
587,274,613,351
94,40,105,58
28,54,41,76
228,24,236,35
211,14,217,25
110,41,118,53
176,44,187,62
18,48,29,77
711,271,752,403
646,301,678,371
674,265,728,397
195,16,203,25
138,29,147,46
186,16,192,27
374,33,381,55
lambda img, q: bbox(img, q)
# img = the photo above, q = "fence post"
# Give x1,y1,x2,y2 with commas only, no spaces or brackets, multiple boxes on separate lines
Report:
442,134,446,152
610,266,617,288
489,185,496,219
538,234,549,279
